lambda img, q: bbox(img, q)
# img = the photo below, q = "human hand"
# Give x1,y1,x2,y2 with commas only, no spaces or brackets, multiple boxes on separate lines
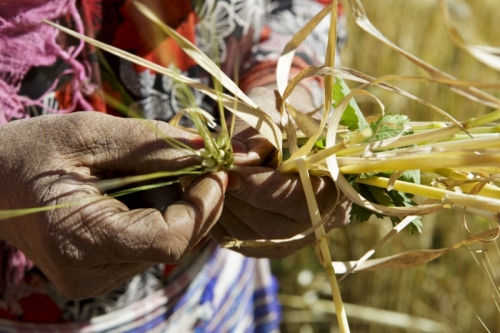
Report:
210,87,351,258
0,112,226,299
210,166,351,258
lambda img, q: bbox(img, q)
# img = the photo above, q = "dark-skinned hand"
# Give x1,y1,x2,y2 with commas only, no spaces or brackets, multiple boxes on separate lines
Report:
0,111,228,299
210,87,352,258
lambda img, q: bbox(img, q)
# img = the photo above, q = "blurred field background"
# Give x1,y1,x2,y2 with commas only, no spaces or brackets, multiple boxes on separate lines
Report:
273,0,500,332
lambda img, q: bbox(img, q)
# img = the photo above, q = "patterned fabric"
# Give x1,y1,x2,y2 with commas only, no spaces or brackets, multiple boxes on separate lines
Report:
0,242,280,333
0,0,345,331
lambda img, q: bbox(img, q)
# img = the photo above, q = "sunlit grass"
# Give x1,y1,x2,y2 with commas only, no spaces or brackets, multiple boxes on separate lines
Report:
276,1,500,332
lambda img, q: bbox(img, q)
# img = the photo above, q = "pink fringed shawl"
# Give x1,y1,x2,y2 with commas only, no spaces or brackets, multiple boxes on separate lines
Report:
0,0,93,124
0,0,92,289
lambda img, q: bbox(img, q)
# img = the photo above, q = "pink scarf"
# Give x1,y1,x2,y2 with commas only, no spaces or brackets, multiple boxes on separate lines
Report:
0,0,93,124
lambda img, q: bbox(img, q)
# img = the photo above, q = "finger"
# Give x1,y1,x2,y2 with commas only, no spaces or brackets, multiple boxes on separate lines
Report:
231,113,276,167
227,166,340,224
209,222,264,258
159,171,227,261
231,127,275,166
58,112,204,174
44,171,226,268
217,205,262,239
210,222,309,259
246,87,282,124
223,194,308,239
209,222,266,258
324,193,352,230
232,87,282,166
105,171,227,264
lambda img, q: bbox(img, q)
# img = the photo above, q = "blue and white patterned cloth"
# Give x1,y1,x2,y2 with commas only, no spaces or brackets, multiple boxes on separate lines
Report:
0,242,280,333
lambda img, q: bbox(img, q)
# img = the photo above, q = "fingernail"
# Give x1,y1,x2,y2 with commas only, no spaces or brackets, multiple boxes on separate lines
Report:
227,172,242,191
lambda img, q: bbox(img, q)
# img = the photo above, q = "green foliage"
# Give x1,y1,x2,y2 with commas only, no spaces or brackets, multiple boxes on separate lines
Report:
366,114,412,142
347,113,422,234
334,77,369,130
350,179,423,234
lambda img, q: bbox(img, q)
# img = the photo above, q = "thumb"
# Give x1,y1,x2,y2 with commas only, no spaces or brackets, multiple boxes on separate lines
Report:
104,171,228,264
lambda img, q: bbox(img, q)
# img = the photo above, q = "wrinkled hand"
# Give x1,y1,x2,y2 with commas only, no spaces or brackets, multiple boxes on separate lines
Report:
211,166,351,258
0,112,227,299
210,87,352,258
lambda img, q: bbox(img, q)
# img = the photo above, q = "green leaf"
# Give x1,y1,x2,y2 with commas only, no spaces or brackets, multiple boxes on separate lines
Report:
367,114,411,142
349,181,423,234
349,183,385,223
409,217,423,234
333,77,369,130
314,136,327,149
350,203,378,223
348,114,422,233
400,169,420,185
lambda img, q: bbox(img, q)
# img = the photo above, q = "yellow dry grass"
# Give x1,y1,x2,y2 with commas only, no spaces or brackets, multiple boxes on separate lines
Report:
276,1,500,332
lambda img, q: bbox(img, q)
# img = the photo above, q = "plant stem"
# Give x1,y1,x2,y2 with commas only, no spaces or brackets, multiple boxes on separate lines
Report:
306,128,372,166
464,109,500,129
356,176,500,213
340,151,500,175
296,157,350,333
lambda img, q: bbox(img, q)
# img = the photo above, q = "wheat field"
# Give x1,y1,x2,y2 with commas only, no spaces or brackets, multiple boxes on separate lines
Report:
274,1,500,332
